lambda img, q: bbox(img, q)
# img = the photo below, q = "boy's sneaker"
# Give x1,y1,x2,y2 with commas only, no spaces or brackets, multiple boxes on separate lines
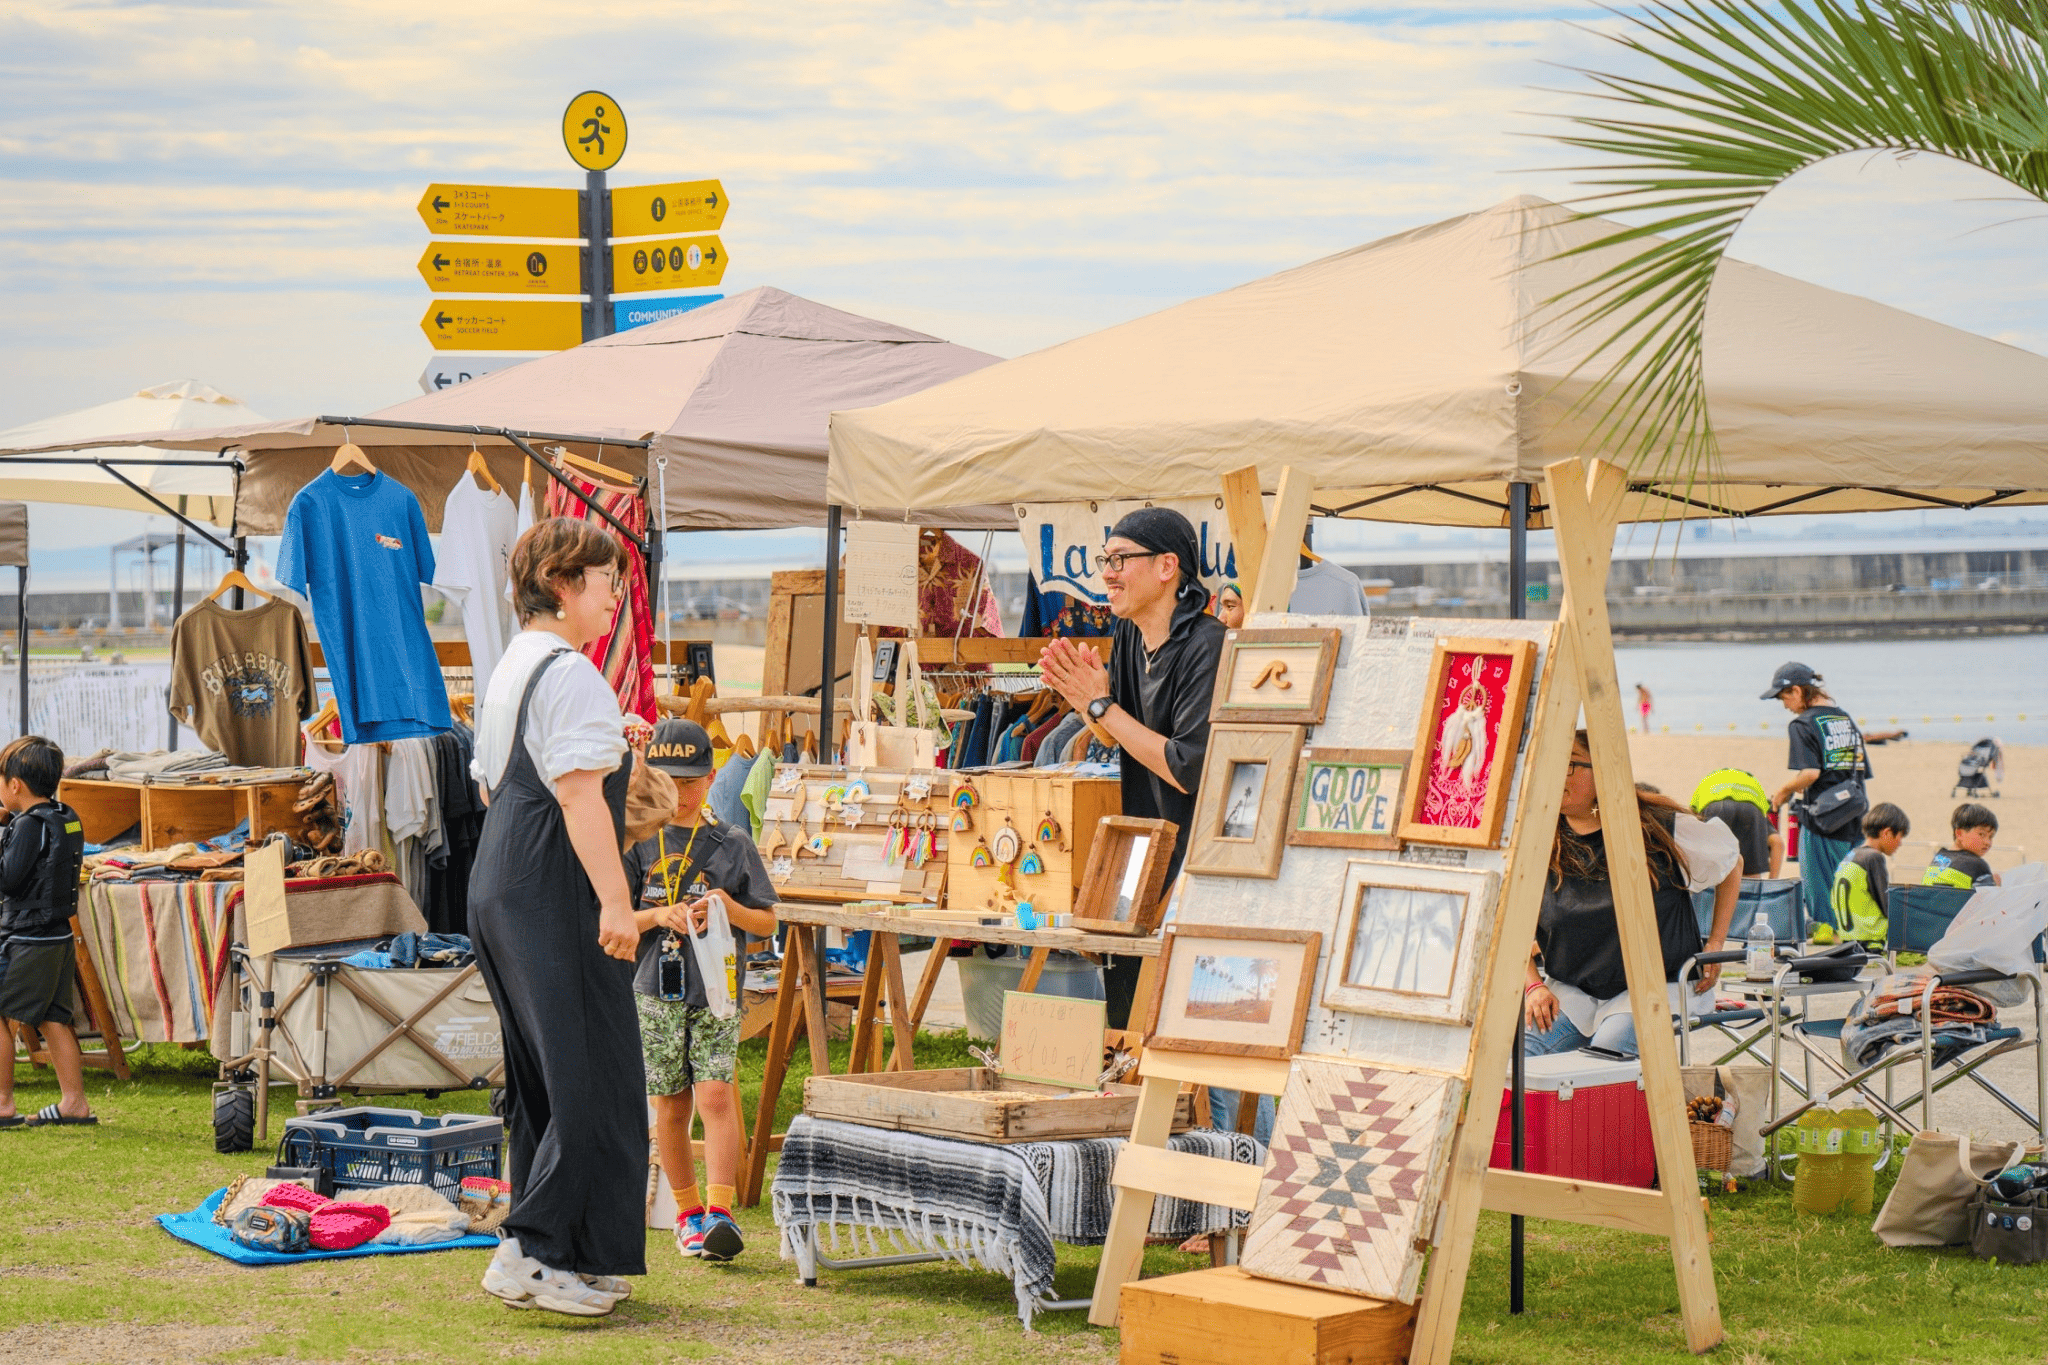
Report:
698,1210,744,1263
676,1212,707,1258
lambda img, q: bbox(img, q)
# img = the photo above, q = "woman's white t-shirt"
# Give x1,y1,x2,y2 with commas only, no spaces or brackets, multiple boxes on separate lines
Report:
470,628,625,795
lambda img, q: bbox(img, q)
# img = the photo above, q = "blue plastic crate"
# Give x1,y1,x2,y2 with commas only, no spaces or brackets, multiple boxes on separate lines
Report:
279,1106,502,1197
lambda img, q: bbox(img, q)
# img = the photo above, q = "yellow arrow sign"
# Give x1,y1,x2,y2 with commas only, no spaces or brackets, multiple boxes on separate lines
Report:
611,180,728,238
417,243,583,295
418,184,581,238
563,90,627,172
612,235,728,293
420,300,582,352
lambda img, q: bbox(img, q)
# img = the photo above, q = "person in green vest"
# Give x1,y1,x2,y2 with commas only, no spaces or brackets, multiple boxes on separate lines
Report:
1924,803,2001,889
1690,768,1782,879
1830,803,1909,947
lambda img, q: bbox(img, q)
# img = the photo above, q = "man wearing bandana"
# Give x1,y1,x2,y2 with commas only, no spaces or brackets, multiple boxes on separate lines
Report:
1041,507,1226,1026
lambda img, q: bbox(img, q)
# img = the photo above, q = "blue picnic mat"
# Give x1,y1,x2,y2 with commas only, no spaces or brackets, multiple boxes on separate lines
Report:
157,1187,499,1265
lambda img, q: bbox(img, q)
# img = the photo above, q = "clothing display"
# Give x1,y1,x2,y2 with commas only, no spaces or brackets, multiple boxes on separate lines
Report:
434,475,520,695
386,737,438,905
276,469,451,743
167,597,319,768
424,724,483,937
739,750,777,839
303,740,385,856
544,466,656,723
1288,558,1372,615
467,651,646,1278
915,531,1004,640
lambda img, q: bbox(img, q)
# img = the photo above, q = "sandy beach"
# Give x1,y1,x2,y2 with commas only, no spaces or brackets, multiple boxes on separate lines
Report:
1630,732,2040,880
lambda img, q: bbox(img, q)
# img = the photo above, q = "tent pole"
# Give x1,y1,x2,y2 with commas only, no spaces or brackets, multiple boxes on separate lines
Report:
17,565,27,739
233,537,247,610
1507,479,1529,1316
820,505,841,755
169,496,187,750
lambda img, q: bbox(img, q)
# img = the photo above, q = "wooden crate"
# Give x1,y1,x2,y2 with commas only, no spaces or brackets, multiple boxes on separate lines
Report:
59,777,310,852
947,771,1120,918
1119,1266,1416,1365
803,1066,1193,1143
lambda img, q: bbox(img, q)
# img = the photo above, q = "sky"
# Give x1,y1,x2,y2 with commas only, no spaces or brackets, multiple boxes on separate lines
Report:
2,0,2045,566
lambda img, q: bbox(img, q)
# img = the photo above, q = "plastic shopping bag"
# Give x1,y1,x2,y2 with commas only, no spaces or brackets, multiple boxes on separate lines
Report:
1928,863,2048,980
687,894,738,1020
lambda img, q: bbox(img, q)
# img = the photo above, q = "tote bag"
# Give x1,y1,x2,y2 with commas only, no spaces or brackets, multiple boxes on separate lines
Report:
1872,1131,2025,1247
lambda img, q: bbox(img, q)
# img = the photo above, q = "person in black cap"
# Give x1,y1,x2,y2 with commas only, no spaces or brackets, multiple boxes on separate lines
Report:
621,719,778,1265
1761,662,1871,938
1041,506,1227,1026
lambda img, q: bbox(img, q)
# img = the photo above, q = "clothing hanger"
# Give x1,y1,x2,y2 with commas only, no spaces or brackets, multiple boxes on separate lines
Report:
329,429,375,476
204,567,273,606
550,443,639,492
466,441,503,495
733,733,757,761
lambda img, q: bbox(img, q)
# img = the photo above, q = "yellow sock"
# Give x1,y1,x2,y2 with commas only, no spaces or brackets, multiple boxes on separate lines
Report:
674,1183,702,1215
707,1183,735,1214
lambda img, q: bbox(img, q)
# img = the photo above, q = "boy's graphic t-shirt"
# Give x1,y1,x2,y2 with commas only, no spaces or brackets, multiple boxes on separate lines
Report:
622,814,776,1005
275,469,450,744
1924,847,1996,889
168,597,318,767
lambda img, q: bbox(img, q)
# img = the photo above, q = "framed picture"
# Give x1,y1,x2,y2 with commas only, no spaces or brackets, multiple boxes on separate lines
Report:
1322,859,1501,1025
1072,816,1179,935
1396,636,1536,849
1287,747,1408,850
1142,923,1322,1059
1210,628,1342,726
1186,724,1304,879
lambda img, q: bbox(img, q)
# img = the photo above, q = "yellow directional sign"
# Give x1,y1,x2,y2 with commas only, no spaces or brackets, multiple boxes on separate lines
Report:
612,235,728,293
611,180,728,238
563,91,626,172
418,184,580,238
417,243,583,295
420,300,582,351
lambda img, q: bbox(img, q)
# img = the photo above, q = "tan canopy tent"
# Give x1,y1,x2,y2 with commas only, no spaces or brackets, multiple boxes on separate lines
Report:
0,501,26,736
828,195,2048,526
0,381,260,527
2,289,1001,537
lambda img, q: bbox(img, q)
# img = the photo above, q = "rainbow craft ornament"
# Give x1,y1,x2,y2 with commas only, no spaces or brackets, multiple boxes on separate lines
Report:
953,783,979,808
969,838,995,869
952,808,974,833
1036,815,1062,846
1018,848,1046,876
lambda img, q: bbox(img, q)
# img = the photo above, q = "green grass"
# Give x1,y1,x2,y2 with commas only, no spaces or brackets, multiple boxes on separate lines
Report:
8,1037,2048,1363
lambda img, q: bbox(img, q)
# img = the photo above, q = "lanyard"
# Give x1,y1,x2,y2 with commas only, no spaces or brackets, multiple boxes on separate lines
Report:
657,820,704,951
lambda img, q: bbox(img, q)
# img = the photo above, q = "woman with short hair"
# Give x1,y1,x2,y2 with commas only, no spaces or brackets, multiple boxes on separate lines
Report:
1763,662,1871,940
470,517,645,1316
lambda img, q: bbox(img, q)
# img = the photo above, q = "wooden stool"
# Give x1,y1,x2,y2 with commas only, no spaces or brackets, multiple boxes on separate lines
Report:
1118,1266,1415,1365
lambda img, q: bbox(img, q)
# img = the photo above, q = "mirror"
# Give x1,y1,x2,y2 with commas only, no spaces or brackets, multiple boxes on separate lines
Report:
1113,835,1151,921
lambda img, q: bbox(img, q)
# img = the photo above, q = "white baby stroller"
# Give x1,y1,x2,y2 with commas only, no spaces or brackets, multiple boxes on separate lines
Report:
1954,737,2004,799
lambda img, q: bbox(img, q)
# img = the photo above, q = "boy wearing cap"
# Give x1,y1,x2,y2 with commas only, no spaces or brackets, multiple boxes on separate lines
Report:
622,719,779,1263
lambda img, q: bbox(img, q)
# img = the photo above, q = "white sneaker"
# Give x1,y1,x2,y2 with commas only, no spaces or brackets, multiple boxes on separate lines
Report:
481,1240,616,1317
481,1239,541,1309
578,1272,631,1300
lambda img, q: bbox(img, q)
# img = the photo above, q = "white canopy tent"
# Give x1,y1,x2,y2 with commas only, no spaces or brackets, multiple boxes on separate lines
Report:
0,380,260,527
828,196,2048,527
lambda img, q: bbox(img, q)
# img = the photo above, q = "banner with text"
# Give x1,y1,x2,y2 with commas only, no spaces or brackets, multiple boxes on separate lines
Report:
1015,497,1243,605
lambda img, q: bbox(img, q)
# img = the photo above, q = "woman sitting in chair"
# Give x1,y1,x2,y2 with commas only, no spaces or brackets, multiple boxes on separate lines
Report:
1525,732,1743,1058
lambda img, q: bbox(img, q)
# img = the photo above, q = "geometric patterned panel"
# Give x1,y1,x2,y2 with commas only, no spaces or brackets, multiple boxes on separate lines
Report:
1240,1057,1464,1304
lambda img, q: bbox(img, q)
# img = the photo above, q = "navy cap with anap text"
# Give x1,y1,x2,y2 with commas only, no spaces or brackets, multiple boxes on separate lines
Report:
645,719,714,777
1760,661,1819,700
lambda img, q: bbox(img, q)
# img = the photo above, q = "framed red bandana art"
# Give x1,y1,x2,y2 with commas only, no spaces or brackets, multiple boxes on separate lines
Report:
1395,637,1535,849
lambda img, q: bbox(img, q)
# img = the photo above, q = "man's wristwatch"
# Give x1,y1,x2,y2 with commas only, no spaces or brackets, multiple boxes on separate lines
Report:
1086,696,1113,722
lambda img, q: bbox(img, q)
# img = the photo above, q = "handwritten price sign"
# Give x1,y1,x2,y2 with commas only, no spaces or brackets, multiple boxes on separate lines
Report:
998,991,1107,1090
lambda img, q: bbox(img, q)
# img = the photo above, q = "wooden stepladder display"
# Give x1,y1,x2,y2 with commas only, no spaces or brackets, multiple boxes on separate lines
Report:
1093,457,1722,1360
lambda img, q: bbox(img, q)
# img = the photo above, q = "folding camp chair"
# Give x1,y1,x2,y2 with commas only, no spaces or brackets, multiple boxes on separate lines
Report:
1756,884,2048,1162
1676,878,1804,1068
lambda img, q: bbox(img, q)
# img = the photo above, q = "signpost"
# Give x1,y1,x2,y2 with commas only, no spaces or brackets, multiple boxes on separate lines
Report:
612,235,728,292
562,91,627,172
417,185,580,238
418,356,527,394
419,301,583,351
613,294,723,333
416,243,583,294
611,180,729,238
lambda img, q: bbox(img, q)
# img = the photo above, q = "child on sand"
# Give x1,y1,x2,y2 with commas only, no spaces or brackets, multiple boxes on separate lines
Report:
1829,802,1908,947
623,720,780,1262
1924,803,2001,889
0,736,92,1128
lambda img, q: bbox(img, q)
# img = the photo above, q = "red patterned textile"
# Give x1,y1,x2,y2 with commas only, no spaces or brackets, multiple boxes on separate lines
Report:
545,469,656,722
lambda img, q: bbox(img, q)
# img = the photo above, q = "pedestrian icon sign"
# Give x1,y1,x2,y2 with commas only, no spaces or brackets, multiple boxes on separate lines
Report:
562,91,626,172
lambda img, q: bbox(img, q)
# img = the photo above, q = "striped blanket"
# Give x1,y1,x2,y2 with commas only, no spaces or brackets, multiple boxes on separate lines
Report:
772,1115,1262,1325
76,881,240,1042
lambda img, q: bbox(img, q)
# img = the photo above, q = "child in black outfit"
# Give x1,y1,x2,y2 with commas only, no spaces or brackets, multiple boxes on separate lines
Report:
0,736,91,1127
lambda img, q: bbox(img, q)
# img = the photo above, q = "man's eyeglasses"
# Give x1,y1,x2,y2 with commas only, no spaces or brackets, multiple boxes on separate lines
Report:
1095,551,1162,574
1567,759,1593,771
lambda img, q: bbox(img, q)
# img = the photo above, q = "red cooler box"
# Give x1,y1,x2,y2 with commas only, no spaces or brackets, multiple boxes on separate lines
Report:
1490,1050,1654,1188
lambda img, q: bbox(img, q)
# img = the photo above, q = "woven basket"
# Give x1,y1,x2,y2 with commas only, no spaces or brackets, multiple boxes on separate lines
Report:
1690,1120,1733,1173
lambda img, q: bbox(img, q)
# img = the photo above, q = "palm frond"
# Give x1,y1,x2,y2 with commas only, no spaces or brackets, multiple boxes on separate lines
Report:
1540,0,2048,494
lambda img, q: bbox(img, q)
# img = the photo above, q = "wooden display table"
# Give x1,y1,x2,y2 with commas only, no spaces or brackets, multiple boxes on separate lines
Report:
61,775,310,852
739,899,1162,1206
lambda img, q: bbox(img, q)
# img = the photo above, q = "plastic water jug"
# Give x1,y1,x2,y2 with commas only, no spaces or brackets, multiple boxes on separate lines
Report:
1745,910,1776,981
1792,1108,1845,1215
1838,1107,1882,1215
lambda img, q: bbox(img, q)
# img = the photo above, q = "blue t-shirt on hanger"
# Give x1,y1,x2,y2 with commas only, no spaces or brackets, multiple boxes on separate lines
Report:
277,469,452,744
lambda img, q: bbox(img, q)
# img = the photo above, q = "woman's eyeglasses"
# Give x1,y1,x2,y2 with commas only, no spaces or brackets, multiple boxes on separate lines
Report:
1567,759,1593,771
1095,550,1161,573
586,567,624,594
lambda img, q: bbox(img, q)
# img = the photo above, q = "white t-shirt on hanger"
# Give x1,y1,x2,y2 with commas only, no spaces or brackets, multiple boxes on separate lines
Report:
435,476,520,694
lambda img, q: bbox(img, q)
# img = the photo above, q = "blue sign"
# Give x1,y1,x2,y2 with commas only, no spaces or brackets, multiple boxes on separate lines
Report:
613,293,724,332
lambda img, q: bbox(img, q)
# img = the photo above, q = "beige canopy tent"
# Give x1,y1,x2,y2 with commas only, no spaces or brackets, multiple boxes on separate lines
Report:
0,381,261,527
828,195,2048,526
1,289,1002,537
0,501,26,736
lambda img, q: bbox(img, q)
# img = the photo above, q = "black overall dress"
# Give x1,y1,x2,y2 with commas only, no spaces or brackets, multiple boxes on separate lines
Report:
469,650,647,1276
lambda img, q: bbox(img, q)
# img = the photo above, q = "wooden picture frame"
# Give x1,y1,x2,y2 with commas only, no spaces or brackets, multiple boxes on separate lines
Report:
1287,747,1408,850
1396,636,1536,849
1322,859,1500,1025
1209,627,1342,726
1071,816,1178,935
1186,724,1304,879
1142,923,1322,1059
